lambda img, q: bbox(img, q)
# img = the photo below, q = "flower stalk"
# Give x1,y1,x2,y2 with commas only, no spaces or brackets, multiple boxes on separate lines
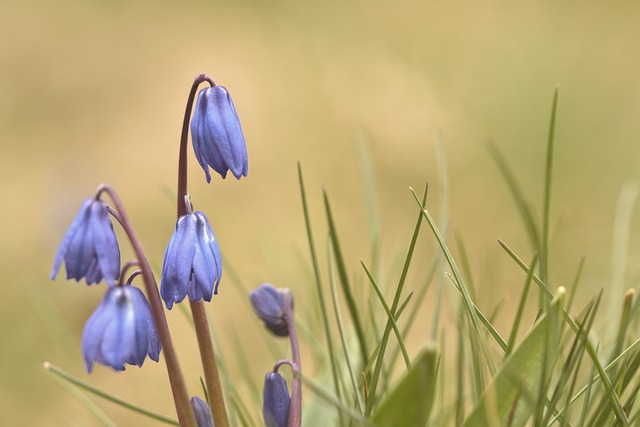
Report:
177,73,230,427
282,290,301,427
96,184,196,427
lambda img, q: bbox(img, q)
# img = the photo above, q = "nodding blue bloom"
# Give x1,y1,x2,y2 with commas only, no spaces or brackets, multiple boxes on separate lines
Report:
51,198,120,286
82,285,161,372
191,85,248,182
190,396,214,427
263,372,291,427
250,283,289,337
160,211,222,309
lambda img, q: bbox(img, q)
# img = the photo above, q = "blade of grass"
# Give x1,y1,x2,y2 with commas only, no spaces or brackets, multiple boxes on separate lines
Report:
298,163,343,412
540,88,559,292
444,272,508,353
462,288,564,427
506,255,539,356
432,133,450,340
361,260,411,369
328,239,365,415
498,239,629,425
411,188,495,391
44,362,179,426
365,183,428,415
487,143,540,251
300,374,373,426
324,190,369,366
354,128,382,277
44,363,117,427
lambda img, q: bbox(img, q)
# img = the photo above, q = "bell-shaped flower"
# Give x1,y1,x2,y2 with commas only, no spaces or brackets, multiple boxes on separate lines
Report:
190,396,214,427
250,283,289,337
191,85,248,182
81,285,161,372
51,198,120,285
160,211,222,309
263,371,291,427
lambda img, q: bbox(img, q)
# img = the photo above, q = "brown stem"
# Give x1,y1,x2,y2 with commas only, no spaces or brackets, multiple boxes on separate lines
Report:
190,300,229,427
96,184,196,427
177,73,229,427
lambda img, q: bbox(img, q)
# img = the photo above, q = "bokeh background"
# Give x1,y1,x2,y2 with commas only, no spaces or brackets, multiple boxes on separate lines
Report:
3,0,640,425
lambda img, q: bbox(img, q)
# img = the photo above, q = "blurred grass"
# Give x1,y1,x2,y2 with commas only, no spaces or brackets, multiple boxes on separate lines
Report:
3,0,640,425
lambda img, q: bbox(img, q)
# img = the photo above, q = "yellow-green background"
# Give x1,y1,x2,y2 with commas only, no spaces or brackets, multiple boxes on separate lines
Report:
3,0,640,425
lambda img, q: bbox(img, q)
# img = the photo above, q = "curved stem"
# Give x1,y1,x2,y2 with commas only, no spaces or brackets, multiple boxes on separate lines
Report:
96,184,196,427
282,290,302,427
177,73,229,427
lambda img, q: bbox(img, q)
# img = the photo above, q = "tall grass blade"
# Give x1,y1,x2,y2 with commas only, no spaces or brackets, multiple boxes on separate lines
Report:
365,183,428,415
462,288,564,427
498,240,629,424
354,128,381,276
411,187,494,392
44,362,179,426
324,190,369,366
487,144,540,251
540,88,559,291
361,260,411,369
328,239,365,416
506,255,538,356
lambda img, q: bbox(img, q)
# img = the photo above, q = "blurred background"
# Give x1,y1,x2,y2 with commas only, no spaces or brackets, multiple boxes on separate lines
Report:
3,0,640,425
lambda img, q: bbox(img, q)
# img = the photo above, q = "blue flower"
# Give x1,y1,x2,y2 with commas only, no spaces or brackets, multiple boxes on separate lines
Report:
160,211,222,309
82,285,161,372
190,396,214,427
250,283,289,337
263,372,291,427
51,198,120,286
191,85,248,182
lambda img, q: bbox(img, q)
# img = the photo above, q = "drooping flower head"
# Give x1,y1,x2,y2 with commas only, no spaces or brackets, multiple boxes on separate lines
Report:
51,197,120,285
160,210,222,309
191,85,248,182
82,285,161,372
250,283,289,337
263,371,291,427
190,396,214,427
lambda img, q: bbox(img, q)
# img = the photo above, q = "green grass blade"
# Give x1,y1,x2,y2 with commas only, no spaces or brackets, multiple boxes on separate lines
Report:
444,272,508,353
540,88,559,289
300,374,373,426
487,144,540,251
462,288,565,427
44,363,117,427
371,343,439,427
297,163,342,408
506,255,539,355
365,183,428,415
361,260,411,369
431,133,450,340
354,128,382,276
44,362,179,425
324,190,369,366
328,240,365,415
498,239,629,425
411,187,494,391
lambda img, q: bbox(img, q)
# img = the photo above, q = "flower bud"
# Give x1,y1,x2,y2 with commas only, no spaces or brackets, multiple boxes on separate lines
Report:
263,372,290,427
190,396,214,427
250,283,289,336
